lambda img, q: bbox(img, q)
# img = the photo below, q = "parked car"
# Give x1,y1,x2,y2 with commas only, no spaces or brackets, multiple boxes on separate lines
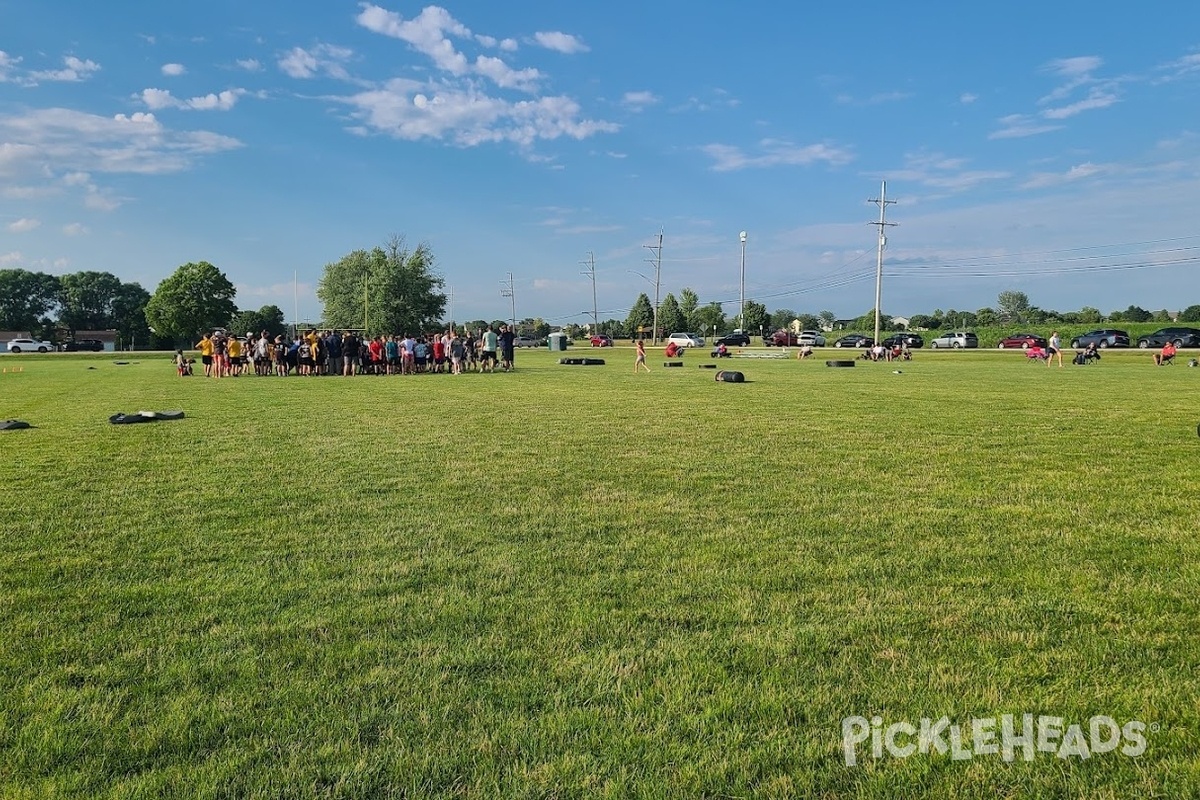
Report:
833,334,873,349
797,330,827,346
928,331,979,349
589,334,613,347
59,338,105,352
996,333,1047,350
1069,329,1129,349
513,335,543,348
6,338,55,353
766,330,801,347
1136,327,1200,349
882,333,924,349
666,332,705,349
715,332,751,347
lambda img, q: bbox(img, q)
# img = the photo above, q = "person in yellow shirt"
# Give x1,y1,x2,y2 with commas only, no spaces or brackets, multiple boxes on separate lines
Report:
227,335,243,376
195,332,215,377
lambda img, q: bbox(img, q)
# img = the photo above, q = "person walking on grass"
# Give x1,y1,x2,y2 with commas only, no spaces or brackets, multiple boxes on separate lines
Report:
634,339,650,373
1047,330,1063,367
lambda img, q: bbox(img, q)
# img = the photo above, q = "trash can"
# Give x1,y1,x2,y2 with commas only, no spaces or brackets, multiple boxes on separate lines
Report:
548,332,568,351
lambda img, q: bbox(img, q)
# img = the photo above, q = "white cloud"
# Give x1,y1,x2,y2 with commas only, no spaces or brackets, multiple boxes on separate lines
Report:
0,108,242,194
0,51,21,82
989,114,1063,140
356,4,471,74
7,217,41,233
337,79,618,146
1157,50,1200,82
236,58,263,71
1041,88,1119,119
700,140,853,172
1021,162,1108,189
83,190,122,212
473,55,540,91
161,63,186,76
887,151,1010,193
532,31,588,54
278,44,353,79
29,55,101,83
0,251,23,266
959,92,978,104
622,91,659,111
62,222,89,236
138,87,245,111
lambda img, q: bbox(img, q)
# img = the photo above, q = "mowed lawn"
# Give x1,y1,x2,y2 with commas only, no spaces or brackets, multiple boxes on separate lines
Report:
1,348,1198,799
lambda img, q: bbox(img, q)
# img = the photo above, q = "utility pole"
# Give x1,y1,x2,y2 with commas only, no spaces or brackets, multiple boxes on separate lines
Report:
445,285,454,332
500,272,516,330
580,252,599,334
363,273,369,335
868,181,897,347
643,230,663,343
739,231,747,332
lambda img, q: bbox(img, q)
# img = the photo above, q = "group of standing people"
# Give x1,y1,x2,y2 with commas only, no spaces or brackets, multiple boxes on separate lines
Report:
191,324,519,378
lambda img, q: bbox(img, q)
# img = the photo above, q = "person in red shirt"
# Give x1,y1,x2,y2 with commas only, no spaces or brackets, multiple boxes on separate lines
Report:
368,336,384,373
664,341,680,358
1154,341,1177,366
432,336,446,373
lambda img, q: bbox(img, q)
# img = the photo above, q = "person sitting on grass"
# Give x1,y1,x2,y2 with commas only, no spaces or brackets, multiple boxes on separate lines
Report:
665,341,682,359
1154,341,1177,366
797,344,814,359
174,350,193,376
1025,344,1046,361
711,342,729,358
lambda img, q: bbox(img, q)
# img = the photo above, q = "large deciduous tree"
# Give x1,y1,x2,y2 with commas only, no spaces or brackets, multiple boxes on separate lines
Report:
58,271,123,330
1179,305,1200,322
996,290,1031,323
693,302,726,338
229,305,287,338
657,293,684,335
144,261,238,343
318,237,445,335
678,287,699,330
0,269,61,332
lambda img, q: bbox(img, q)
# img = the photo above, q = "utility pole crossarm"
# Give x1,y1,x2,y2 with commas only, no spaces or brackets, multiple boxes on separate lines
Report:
643,229,663,344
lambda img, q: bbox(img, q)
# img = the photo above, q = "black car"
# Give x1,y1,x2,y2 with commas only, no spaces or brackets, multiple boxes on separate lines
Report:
716,332,751,347
833,334,873,348
1136,327,1200,349
1070,329,1129,349
60,339,105,352
882,333,924,349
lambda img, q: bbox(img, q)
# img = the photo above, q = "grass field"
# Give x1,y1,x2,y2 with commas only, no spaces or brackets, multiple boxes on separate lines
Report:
2,348,1199,798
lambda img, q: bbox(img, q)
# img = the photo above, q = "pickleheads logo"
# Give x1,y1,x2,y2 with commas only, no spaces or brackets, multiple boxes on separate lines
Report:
841,714,1149,766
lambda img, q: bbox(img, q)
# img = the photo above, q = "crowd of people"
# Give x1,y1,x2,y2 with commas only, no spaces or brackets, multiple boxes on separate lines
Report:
187,325,519,378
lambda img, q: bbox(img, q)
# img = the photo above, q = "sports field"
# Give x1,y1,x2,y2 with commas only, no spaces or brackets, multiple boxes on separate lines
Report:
2,348,1198,798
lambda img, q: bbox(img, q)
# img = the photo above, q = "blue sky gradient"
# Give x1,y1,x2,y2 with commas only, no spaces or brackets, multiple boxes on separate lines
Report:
3,1,1200,325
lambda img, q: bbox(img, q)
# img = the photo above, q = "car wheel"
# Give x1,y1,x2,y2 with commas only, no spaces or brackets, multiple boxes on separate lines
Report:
930,342,938,349
38,346,48,353
1138,340,1149,349
952,342,962,349
997,343,1006,349
1022,342,1030,350
1173,339,1185,348
10,347,20,353
1071,340,1080,349
1098,340,1108,349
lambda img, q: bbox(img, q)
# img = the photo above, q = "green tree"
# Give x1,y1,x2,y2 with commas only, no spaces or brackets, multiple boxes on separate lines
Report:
975,307,998,327
678,287,699,330
795,313,820,332
1151,309,1172,322
110,282,151,347
997,290,1031,323
1078,306,1102,324
319,237,445,335
740,300,769,333
1179,305,1200,322
0,269,61,333
907,314,935,330
143,261,237,344
57,271,123,330
658,293,685,336
694,302,726,339
818,310,836,331
770,308,797,331
625,293,654,337
229,305,287,338
853,308,893,331
1121,305,1151,322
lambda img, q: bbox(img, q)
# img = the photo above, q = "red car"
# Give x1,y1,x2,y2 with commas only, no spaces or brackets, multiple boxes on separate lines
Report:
590,334,613,347
997,333,1047,350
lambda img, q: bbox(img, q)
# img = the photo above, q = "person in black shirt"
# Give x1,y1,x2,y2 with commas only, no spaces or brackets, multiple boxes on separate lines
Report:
498,324,516,372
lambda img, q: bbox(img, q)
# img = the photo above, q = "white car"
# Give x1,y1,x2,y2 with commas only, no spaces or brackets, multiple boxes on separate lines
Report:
666,332,704,348
6,338,55,353
798,330,827,346
513,335,543,348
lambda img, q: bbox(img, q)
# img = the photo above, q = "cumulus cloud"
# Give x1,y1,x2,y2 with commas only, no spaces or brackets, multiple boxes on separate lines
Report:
356,5,471,74
29,55,100,83
960,92,978,104
532,31,588,54
0,108,242,199
161,62,186,76
236,58,263,71
138,87,245,111
62,222,89,236
278,44,353,79
700,140,854,172
0,251,22,266
622,91,659,111
0,51,21,82
7,217,41,233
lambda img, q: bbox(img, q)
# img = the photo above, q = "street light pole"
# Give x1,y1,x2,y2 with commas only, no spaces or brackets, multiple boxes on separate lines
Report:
739,231,747,333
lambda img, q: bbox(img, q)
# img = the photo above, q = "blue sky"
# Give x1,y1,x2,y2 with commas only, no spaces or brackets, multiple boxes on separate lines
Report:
3,1,1200,326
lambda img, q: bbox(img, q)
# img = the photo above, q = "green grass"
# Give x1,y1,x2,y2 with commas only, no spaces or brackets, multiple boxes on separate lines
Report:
2,349,1199,798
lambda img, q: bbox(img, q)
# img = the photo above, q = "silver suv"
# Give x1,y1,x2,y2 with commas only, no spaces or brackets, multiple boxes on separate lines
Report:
928,331,978,349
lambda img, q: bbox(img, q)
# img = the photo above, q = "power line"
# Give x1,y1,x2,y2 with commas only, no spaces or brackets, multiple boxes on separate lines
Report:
500,272,515,330
643,230,663,344
580,252,598,333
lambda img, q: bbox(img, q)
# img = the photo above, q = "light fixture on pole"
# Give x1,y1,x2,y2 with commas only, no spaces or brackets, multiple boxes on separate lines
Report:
739,231,747,333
